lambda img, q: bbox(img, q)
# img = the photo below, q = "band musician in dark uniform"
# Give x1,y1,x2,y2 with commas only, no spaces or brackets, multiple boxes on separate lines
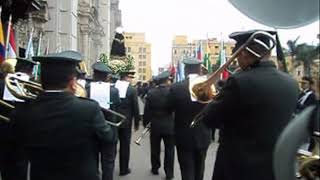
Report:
86,62,121,180
296,76,317,113
0,57,37,180
168,58,212,180
115,70,140,176
11,51,116,180
143,71,175,180
201,30,299,180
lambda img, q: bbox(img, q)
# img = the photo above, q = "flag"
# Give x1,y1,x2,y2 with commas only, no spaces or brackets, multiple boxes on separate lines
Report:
25,29,34,58
203,42,212,73
0,18,5,62
217,41,229,80
203,53,212,73
175,60,185,82
196,42,202,61
6,26,16,59
169,61,176,77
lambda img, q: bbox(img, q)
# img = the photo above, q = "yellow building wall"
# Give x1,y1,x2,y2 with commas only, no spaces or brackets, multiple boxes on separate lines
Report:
124,32,152,82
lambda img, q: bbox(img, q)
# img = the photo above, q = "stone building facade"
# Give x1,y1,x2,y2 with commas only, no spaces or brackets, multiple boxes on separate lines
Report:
41,0,115,72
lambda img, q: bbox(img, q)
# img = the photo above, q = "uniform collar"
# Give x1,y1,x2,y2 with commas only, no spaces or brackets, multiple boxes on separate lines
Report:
249,60,276,69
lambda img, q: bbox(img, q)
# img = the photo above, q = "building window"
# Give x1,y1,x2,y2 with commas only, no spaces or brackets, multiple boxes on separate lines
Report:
143,68,146,73
138,68,142,73
143,75,146,80
127,47,131,52
142,55,146,59
143,62,146,66
143,48,146,53
139,47,143,53
215,46,219,49
174,50,177,54
139,61,143,66
139,55,143,59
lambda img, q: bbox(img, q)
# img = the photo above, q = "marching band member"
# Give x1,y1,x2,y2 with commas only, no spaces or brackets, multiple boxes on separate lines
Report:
12,51,116,180
115,70,140,176
0,57,37,180
143,71,175,180
168,58,212,180
202,30,299,180
87,62,120,180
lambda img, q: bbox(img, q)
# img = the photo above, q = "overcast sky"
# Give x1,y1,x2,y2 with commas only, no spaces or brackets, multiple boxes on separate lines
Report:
119,0,319,74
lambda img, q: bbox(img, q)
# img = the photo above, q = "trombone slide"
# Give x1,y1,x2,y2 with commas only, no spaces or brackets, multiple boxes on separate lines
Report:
135,123,151,146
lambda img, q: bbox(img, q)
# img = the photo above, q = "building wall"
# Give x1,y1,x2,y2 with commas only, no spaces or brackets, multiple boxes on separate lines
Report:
124,32,152,82
41,0,113,75
172,35,235,67
110,0,122,45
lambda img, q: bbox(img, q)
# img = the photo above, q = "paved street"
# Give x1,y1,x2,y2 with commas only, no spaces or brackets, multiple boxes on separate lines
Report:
112,128,219,180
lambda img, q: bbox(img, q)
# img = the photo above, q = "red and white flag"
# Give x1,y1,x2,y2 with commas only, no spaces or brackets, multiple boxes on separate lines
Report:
7,26,16,59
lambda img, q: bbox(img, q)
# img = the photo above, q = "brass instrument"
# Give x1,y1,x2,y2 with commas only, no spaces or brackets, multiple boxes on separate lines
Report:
190,31,276,127
190,31,276,104
5,73,43,100
0,100,14,122
2,73,125,127
296,131,320,179
135,123,151,146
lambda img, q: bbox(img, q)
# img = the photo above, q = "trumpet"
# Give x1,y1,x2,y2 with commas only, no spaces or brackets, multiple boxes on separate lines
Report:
190,31,276,127
135,123,151,146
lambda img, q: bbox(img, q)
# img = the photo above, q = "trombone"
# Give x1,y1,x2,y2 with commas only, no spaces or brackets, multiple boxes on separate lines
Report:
190,31,276,127
135,123,151,146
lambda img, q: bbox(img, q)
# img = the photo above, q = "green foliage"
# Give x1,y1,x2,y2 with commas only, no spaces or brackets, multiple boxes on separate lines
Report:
99,53,110,64
286,38,319,77
99,53,135,74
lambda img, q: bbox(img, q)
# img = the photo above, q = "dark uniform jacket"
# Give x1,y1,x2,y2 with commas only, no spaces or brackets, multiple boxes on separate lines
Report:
296,89,317,113
143,84,174,135
203,61,299,180
0,79,12,166
168,79,211,149
86,81,121,143
117,84,140,129
12,92,115,180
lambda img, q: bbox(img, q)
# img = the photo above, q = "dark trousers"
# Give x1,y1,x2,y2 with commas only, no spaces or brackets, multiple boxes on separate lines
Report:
150,132,175,178
176,146,208,180
0,149,28,180
101,143,117,180
118,127,132,173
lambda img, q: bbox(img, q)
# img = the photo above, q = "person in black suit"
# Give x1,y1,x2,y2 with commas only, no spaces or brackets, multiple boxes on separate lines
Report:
201,30,299,180
11,51,116,180
143,71,175,180
87,62,121,180
0,57,37,180
168,58,212,180
296,76,317,113
115,70,140,176
296,76,318,151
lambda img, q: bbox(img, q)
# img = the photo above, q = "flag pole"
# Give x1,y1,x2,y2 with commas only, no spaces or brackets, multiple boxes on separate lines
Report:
37,32,42,56
5,14,12,60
